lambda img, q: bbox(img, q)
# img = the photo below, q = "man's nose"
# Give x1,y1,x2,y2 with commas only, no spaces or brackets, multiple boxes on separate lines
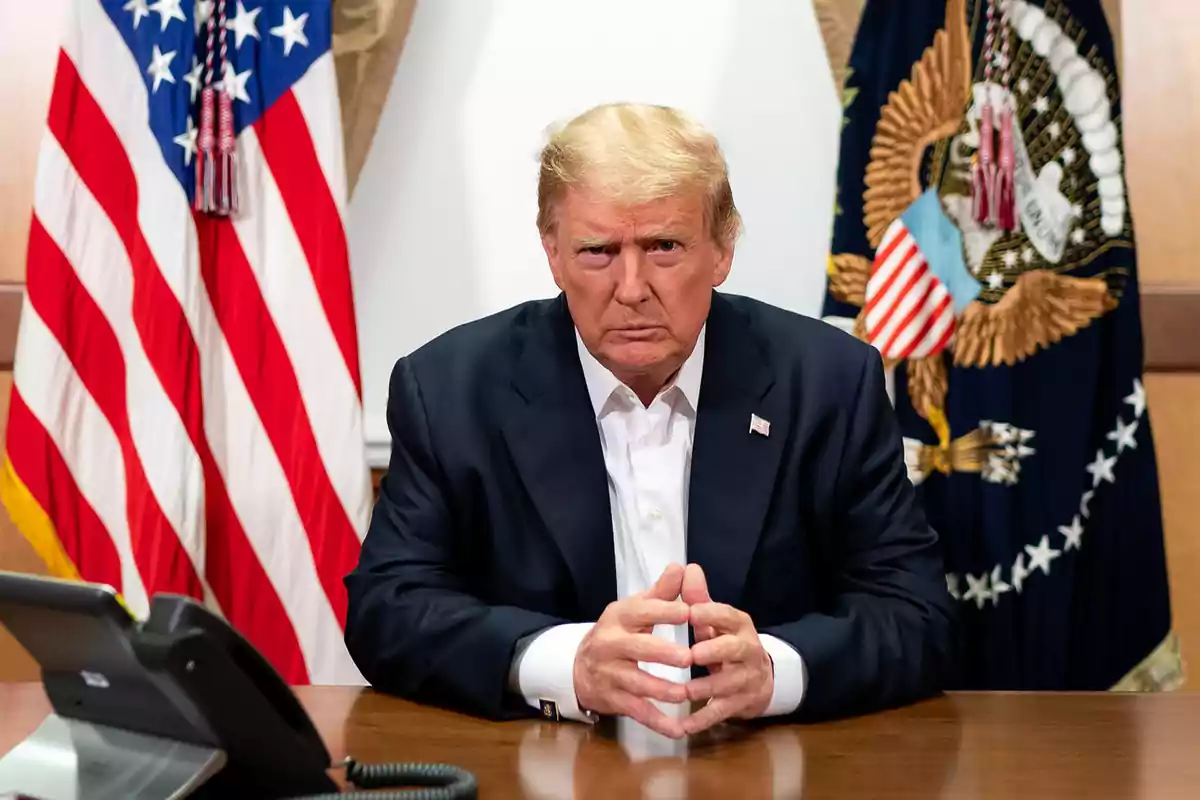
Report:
613,247,651,306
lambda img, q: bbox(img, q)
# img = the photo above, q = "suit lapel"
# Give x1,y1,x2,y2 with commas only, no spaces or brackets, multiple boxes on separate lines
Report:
500,296,617,620
687,294,787,606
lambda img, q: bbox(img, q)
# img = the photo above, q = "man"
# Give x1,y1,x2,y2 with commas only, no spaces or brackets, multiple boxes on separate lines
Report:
344,103,955,738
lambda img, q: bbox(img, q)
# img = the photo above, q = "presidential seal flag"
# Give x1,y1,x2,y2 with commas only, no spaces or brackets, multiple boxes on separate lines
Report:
2,0,370,685
823,0,1184,690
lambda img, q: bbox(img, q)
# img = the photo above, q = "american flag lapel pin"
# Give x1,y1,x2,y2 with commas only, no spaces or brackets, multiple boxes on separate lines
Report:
749,414,771,437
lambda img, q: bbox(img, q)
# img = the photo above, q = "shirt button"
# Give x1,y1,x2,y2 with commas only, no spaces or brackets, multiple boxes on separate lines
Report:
648,508,663,522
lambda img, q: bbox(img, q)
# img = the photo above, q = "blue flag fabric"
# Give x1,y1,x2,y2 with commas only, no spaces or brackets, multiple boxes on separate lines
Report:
824,0,1182,690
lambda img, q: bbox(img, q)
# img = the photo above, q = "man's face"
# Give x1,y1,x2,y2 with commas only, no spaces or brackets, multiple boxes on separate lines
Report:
542,186,733,386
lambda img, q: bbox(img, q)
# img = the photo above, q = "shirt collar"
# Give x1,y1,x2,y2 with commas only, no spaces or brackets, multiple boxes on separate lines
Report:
575,325,706,417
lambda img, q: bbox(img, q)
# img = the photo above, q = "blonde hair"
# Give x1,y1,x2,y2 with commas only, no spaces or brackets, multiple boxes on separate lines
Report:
536,103,741,245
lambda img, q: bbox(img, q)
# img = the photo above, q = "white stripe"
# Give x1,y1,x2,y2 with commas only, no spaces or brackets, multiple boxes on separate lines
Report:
291,54,348,215
32,133,211,603
12,305,150,617
866,251,924,334
232,127,371,539
872,270,933,356
909,299,955,358
876,218,905,254
71,6,362,683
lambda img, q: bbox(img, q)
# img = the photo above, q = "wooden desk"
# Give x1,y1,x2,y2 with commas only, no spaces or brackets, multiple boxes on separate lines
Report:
4,683,1200,798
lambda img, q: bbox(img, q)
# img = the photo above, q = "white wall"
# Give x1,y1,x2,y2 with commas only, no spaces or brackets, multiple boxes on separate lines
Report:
348,0,842,465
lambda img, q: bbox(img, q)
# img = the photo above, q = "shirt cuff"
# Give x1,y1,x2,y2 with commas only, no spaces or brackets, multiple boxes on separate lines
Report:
759,633,806,717
514,622,597,723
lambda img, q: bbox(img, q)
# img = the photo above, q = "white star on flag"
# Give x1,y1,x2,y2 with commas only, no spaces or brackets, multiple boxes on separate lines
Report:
1080,489,1095,519
226,0,262,48
989,565,1012,605
1003,250,1018,268
1058,515,1084,551
1048,122,1062,139
149,0,186,32
1107,416,1139,453
270,7,310,56
1011,552,1030,593
1124,378,1147,418
987,272,1005,291
1071,228,1087,245
146,45,177,94
1033,96,1050,115
1071,202,1084,216
183,56,204,103
123,0,150,29
218,62,253,104
1025,535,1062,576
963,573,992,610
1061,147,1077,166
1086,449,1117,487
173,116,198,166
1022,247,1035,265
1017,78,1031,95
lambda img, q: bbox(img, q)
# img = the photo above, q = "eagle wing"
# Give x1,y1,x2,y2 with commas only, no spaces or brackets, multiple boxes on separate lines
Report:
952,270,1118,368
827,253,872,307
863,0,972,248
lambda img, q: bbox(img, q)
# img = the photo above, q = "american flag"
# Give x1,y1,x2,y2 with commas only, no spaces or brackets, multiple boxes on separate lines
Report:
1,0,370,684
863,216,959,362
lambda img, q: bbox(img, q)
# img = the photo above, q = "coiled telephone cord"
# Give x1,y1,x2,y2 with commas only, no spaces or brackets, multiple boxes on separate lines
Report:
287,758,478,800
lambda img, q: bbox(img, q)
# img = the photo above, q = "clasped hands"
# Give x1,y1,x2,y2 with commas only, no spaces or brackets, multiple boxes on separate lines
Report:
572,563,773,739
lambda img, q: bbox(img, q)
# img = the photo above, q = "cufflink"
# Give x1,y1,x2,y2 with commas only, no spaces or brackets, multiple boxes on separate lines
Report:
539,699,561,721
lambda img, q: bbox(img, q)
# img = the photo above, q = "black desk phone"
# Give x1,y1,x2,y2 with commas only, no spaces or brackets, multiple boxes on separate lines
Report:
0,571,476,799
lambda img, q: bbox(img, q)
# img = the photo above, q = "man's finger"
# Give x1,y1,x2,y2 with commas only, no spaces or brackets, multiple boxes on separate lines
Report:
681,563,711,605
689,602,751,634
691,634,751,667
644,563,685,601
681,696,737,736
684,667,751,703
612,664,689,705
616,694,687,739
613,633,693,668
616,598,690,629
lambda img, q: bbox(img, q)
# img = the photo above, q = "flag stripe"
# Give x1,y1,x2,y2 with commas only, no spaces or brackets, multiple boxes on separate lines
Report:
6,390,122,591
866,253,925,338
232,124,369,536
194,213,361,628
290,54,348,216
254,89,362,398
11,303,150,615
871,264,931,350
26,217,202,599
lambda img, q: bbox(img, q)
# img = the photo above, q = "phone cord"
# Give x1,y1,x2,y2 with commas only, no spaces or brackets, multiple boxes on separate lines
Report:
290,759,478,800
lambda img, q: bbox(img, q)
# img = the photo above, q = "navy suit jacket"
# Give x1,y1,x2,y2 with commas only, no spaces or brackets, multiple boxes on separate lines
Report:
344,292,956,721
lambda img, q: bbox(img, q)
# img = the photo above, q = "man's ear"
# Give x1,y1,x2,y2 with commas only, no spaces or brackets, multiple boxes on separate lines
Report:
711,237,734,287
542,230,565,291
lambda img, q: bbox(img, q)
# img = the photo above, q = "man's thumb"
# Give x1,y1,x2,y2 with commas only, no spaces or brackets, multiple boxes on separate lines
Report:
646,563,685,600
681,563,711,605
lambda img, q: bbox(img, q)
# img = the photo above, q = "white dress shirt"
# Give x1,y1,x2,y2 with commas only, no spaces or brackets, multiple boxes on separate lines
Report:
511,326,807,722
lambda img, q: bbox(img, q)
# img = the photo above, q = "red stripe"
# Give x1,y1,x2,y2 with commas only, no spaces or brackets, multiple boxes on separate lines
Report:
45,52,309,682
865,240,917,317
867,258,927,340
881,275,938,357
26,217,200,599
194,213,361,629
6,387,123,591
254,90,362,398
902,292,950,357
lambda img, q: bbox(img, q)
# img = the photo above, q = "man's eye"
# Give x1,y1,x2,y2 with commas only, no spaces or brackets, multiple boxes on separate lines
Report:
653,240,679,252
583,246,607,256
